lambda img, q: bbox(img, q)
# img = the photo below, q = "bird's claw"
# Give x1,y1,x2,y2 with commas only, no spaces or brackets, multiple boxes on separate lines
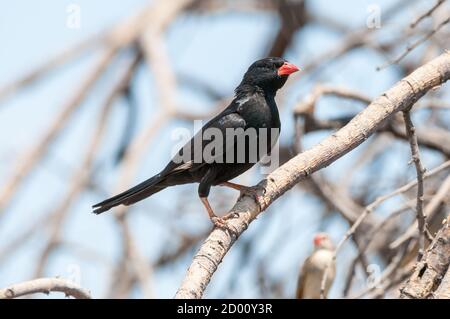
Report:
211,216,238,235
223,212,239,220
211,216,227,228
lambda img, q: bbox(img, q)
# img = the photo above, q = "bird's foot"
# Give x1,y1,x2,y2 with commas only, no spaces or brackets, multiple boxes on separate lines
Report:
211,216,238,235
211,216,227,228
222,212,240,220
220,182,266,210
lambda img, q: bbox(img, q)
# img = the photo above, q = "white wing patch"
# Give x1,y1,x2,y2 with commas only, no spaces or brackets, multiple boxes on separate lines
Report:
173,160,194,172
236,96,251,109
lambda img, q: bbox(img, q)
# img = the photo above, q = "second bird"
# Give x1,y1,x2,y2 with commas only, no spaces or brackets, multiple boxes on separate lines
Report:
92,57,299,228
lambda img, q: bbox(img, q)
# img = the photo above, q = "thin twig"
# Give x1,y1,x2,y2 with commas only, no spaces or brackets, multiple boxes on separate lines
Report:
351,239,415,299
390,173,450,249
101,0,196,298
0,2,157,220
342,201,416,296
378,17,450,70
319,205,375,298
0,48,117,220
400,219,450,298
33,54,141,278
320,159,450,298
402,110,427,259
0,32,103,103
410,0,446,28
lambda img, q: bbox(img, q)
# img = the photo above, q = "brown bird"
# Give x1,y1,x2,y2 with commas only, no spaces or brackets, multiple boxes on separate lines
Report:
296,233,335,299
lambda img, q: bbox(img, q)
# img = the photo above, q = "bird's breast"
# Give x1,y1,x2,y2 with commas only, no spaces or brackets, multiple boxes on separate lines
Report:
309,250,335,272
238,95,280,131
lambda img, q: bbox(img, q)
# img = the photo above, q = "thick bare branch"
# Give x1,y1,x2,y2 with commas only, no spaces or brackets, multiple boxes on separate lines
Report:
0,33,102,103
433,262,450,298
400,219,450,298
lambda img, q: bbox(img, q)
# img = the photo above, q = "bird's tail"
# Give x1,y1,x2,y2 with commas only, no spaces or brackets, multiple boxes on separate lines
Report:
92,173,167,214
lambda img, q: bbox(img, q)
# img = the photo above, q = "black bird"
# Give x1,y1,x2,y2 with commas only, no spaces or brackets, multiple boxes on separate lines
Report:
93,57,299,228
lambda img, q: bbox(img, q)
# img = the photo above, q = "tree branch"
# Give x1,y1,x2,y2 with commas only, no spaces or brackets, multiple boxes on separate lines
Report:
0,3,157,219
403,110,428,258
0,278,91,299
400,218,450,298
378,17,450,70
410,0,446,29
390,172,450,249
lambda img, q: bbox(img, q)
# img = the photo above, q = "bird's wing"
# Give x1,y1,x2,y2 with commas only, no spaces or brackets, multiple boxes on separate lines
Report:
297,250,336,299
296,256,311,299
163,106,247,174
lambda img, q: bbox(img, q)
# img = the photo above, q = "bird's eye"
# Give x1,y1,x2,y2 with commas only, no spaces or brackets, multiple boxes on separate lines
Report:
275,62,284,68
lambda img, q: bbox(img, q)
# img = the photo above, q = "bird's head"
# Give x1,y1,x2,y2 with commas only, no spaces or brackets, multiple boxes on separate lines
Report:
313,233,334,251
238,57,299,95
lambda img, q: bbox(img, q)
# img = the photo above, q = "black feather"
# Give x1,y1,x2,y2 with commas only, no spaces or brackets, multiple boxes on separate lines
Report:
92,57,297,215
